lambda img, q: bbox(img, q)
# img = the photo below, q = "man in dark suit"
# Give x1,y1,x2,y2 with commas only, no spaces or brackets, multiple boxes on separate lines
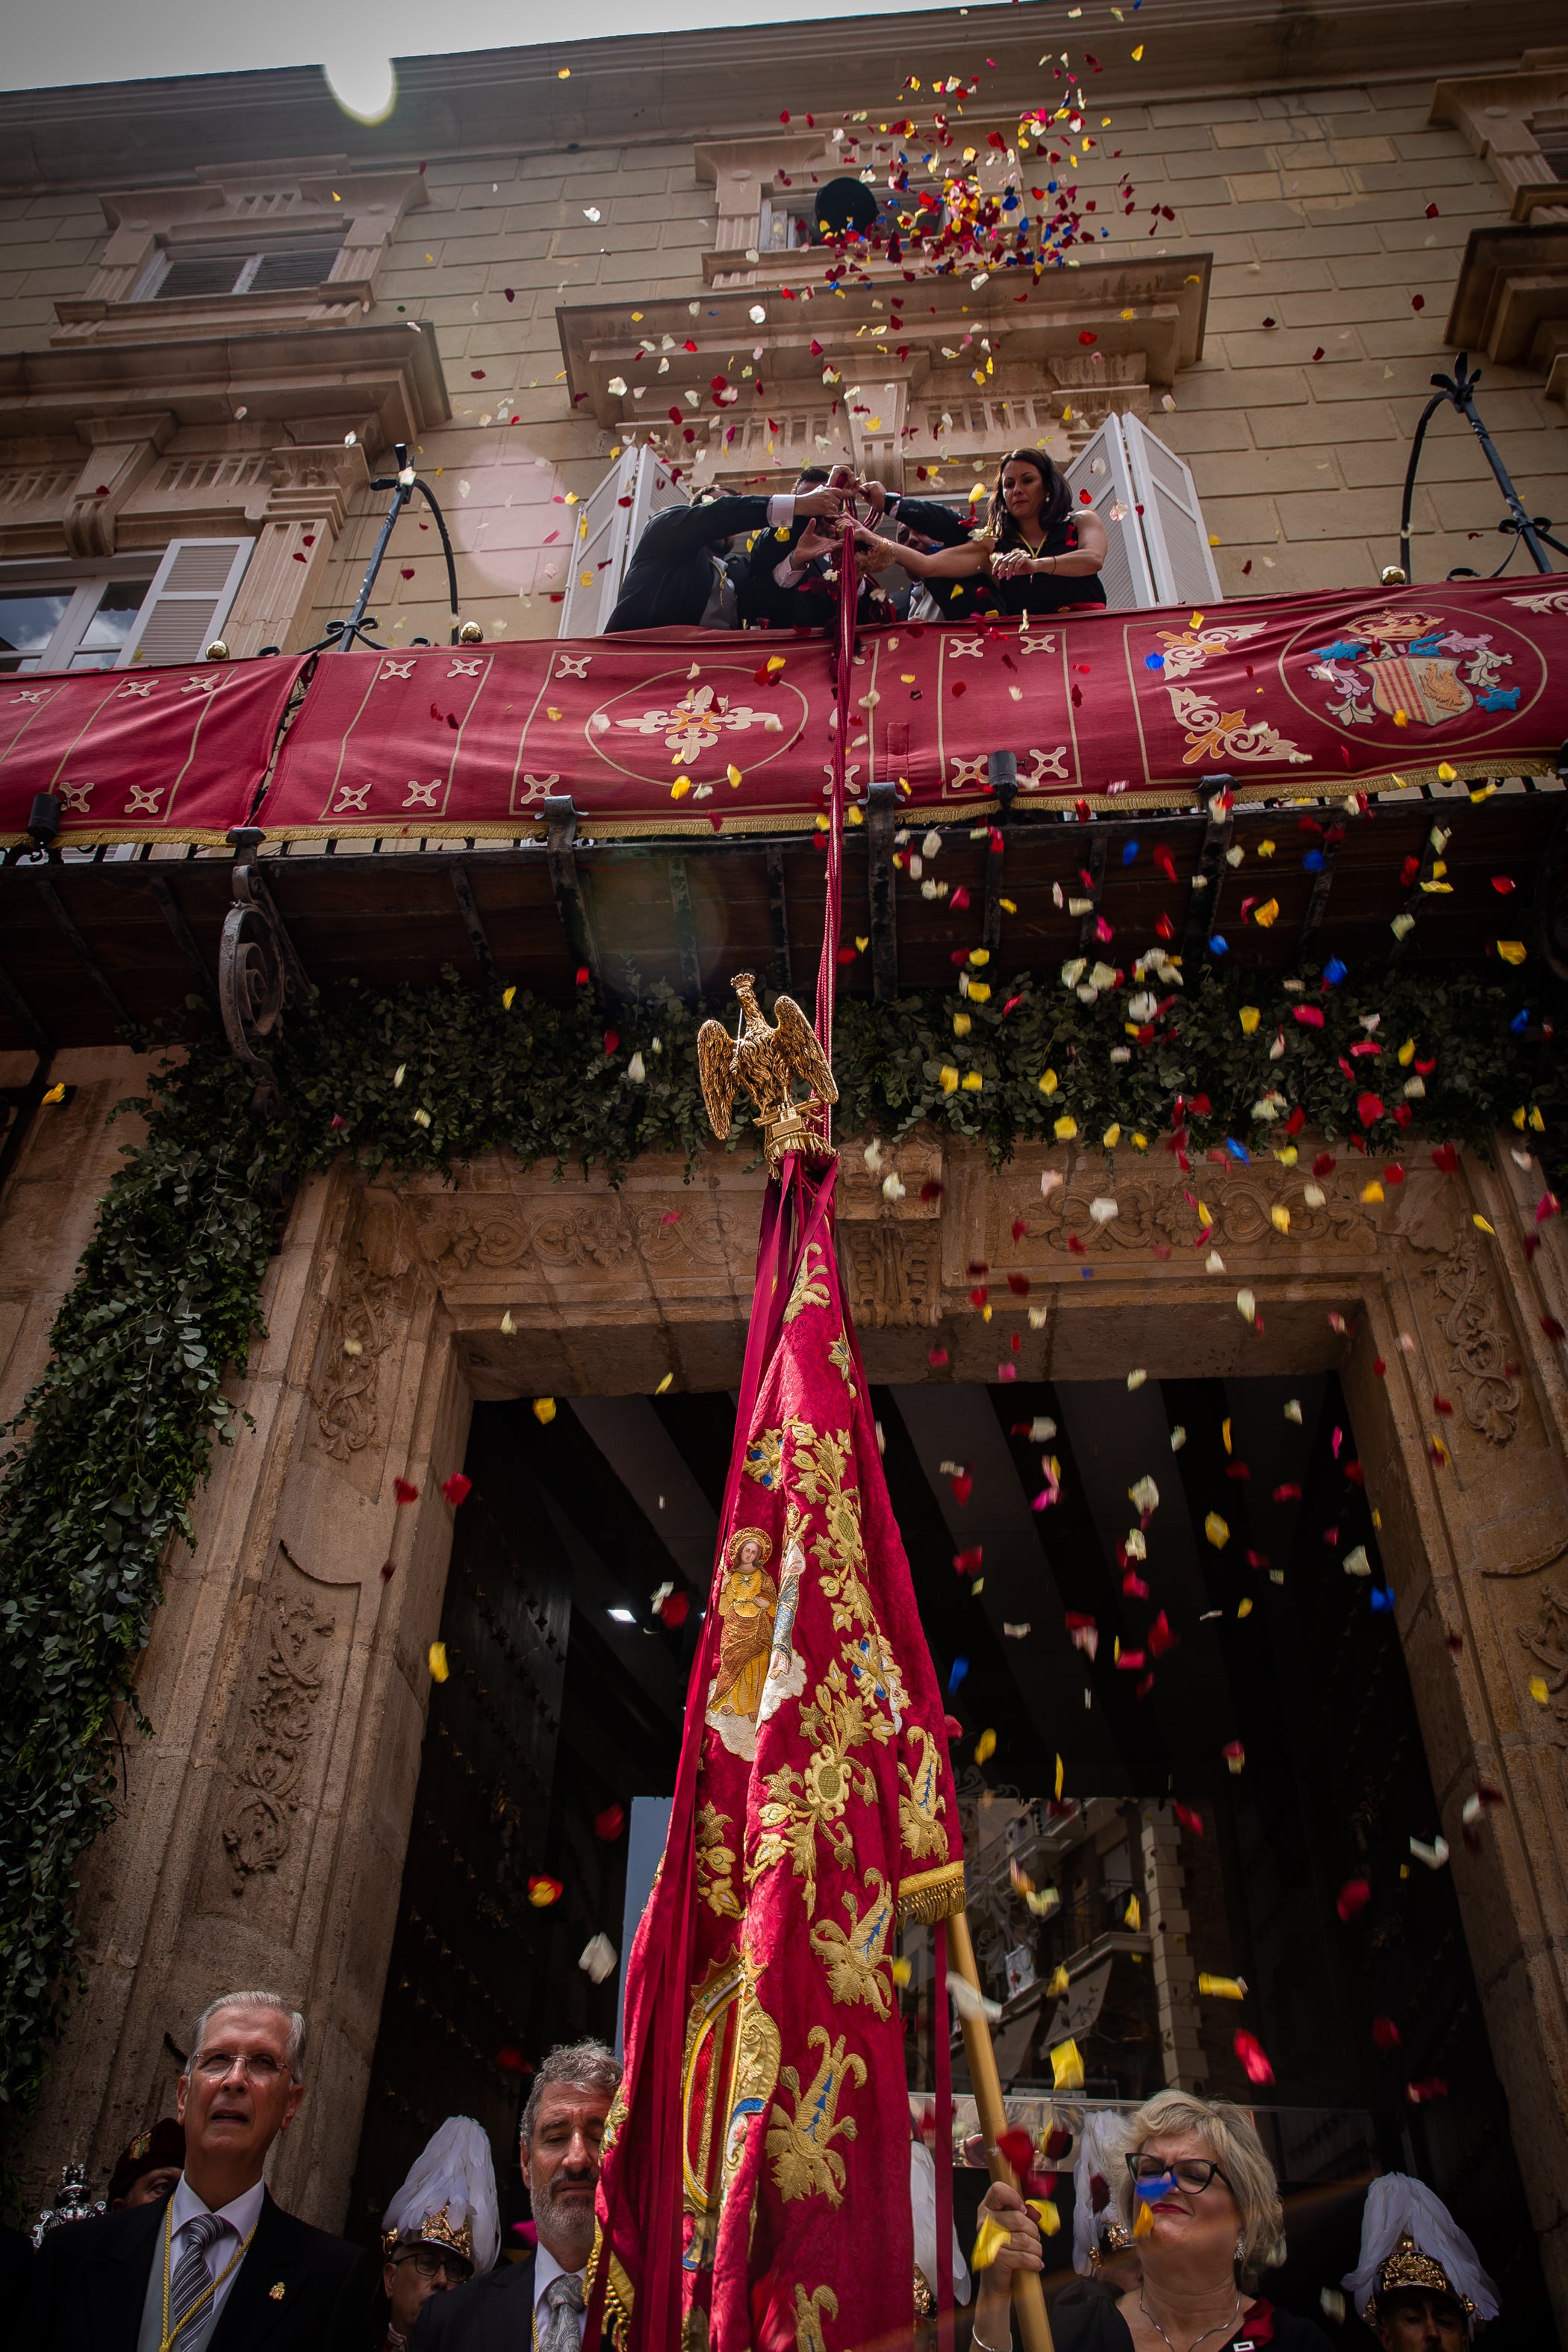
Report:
22,1988,376,2351
411,2040,620,2352
605,481,843,632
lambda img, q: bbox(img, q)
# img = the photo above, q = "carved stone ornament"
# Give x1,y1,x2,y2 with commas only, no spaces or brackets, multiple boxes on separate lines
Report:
1009,1168,1378,1260
1518,1581,1568,1746
839,1225,942,1329
311,1197,411,1463
220,1589,337,1887
1425,1229,1522,1445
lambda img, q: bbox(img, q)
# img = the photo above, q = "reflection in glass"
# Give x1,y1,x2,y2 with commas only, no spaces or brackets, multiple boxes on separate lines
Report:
0,593,72,672
68,582,149,670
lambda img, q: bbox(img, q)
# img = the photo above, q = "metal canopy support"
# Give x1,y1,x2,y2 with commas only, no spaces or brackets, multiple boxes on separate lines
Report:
1293,822,1343,968
0,956,52,1058
544,796,603,994
146,874,220,1012
35,873,143,1045
765,841,793,995
866,781,900,1003
449,864,502,1001
666,856,703,1002
1074,826,1109,958
1180,783,1235,972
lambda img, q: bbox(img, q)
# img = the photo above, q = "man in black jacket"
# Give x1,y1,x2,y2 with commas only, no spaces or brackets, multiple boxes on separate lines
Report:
411,2041,620,2352
22,1989,376,2352
604,480,844,632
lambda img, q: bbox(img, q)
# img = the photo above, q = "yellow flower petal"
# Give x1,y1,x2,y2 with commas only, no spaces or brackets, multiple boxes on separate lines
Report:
961,1071,984,1091
1530,1676,1550,1705
533,1396,557,1423
1473,1214,1496,1235
1239,1006,1260,1035
1205,1512,1230,1549
1271,1204,1290,1233
973,2216,1009,2271
940,1065,959,1095
1039,1068,1059,1095
974,1727,997,1764
1497,940,1527,965
1051,2038,1085,2091
502,985,517,1010
428,1642,449,1682
1054,1114,1078,1141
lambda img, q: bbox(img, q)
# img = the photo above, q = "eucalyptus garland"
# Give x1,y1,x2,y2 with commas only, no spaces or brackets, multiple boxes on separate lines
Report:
0,959,1559,2135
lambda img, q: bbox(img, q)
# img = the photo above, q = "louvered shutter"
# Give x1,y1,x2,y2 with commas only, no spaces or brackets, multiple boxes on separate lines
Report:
558,446,684,635
1122,414,1223,606
1063,421,1155,612
116,538,254,668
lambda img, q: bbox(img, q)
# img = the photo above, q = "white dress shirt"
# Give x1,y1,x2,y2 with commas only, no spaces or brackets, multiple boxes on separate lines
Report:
533,2244,588,2348
137,2174,267,2352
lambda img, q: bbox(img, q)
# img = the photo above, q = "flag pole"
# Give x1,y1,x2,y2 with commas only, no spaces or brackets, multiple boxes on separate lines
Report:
945,1912,1056,2352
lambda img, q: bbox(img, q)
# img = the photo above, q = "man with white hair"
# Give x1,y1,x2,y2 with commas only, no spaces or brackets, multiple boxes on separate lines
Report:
23,1988,377,2350
412,2039,620,2351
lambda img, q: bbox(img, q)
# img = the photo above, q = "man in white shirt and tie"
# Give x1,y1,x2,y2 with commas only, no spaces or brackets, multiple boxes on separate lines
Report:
25,1988,376,2351
413,2041,620,2352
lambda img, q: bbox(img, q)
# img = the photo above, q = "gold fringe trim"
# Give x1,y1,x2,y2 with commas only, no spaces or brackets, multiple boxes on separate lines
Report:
584,2225,635,2350
897,1861,966,1927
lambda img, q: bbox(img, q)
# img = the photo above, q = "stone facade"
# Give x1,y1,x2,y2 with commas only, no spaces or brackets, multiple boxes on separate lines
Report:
0,9,1562,659
7,1045,1568,2323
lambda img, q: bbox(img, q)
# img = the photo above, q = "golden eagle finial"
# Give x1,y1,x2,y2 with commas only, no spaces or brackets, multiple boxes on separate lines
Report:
697,973,839,1173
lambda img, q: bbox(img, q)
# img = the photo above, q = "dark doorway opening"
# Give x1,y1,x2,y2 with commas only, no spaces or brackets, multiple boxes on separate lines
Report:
346,1374,1550,2342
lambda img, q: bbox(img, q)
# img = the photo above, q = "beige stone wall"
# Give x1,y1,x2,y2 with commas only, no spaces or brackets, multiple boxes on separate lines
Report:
289,71,1562,641
0,38,1563,650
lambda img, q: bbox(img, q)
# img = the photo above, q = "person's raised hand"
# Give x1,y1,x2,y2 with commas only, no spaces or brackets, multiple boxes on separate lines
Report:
976,2180,1045,2283
794,485,845,520
989,547,1036,580
794,517,841,564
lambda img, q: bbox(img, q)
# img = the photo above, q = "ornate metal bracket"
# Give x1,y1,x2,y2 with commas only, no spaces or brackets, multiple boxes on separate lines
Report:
219,830,311,1115
1398,353,1568,582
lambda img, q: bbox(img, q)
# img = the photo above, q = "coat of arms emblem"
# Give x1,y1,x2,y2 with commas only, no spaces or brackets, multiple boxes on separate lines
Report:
1304,605,1519,731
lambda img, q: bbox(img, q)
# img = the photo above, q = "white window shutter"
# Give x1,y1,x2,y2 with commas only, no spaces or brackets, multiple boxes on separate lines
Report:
557,446,685,635
1063,420,1155,612
1121,414,1223,606
116,538,254,668
559,447,638,636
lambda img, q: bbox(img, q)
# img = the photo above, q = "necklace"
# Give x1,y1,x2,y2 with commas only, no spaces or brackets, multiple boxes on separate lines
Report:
1137,2286,1243,2352
158,2202,258,2352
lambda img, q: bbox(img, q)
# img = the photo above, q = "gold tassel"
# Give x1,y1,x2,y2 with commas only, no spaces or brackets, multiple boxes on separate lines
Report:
896,1861,967,1928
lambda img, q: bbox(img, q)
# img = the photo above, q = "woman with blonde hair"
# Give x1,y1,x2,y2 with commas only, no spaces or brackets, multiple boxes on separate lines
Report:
851,447,1107,618
972,2090,1334,2352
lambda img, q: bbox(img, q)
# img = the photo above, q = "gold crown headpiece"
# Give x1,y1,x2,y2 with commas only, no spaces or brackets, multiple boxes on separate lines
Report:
381,2202,474,2265
1364,2231,1474,2324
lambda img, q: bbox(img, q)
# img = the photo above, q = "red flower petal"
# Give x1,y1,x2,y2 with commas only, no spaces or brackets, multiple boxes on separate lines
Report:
394,1477,420,1505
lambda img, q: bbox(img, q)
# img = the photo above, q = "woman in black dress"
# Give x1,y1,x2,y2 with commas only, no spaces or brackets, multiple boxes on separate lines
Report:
969,2091,1334,2352
859,448,1108,617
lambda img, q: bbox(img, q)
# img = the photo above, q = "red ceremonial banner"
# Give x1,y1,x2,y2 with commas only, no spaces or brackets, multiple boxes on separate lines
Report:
0,655,311,850
597,1157,964,2352
253,579,1568,839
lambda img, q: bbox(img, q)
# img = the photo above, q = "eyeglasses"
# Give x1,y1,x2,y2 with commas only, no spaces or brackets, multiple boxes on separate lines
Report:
1125,2155,1235,2197
191,2051,289,2082
395,2249,473,2283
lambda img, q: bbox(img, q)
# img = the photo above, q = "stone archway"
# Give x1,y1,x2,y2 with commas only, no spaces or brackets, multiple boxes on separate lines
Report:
22,1124,1568,2327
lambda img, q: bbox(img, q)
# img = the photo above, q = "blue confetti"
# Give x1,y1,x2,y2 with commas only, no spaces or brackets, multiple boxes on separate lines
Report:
1145,652,1165,671
1323,956,1347,986
1302,850,1325,873
1209,934,1229,956
1133,2171,1177,2205
948,1656,970,1691
1081,1265,1095,1278
1511,1008,1531,1035
1370,1585,1395,1614
1122,839,1140,865
1225,1139,1251,1164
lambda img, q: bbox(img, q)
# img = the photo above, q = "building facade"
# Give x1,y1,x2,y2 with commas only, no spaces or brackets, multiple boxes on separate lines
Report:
3,0,1568,2335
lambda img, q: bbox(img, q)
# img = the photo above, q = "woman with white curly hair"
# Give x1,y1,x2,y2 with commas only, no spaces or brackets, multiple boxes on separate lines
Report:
1014,2090,1334,2352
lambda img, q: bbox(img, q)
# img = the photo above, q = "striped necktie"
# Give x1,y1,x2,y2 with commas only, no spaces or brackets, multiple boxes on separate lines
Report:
168,2210,229,2347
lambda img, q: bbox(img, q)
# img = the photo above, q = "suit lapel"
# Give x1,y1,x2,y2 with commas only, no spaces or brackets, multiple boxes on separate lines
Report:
208,2193,296,2352
102,2197,168,2352
484,2255,535,2352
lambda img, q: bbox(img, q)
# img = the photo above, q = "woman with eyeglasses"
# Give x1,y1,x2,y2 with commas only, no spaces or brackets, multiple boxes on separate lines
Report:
974,2091,1334,2352
852,449,1107,619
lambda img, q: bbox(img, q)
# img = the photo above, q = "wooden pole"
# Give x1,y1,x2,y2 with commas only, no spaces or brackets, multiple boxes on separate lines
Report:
945,1911,1055,2352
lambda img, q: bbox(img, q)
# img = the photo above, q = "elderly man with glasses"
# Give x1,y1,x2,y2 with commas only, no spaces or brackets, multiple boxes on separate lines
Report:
23,1988,377,2352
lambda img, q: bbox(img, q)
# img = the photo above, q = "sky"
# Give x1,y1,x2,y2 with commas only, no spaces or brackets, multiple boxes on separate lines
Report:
2,0,1001,111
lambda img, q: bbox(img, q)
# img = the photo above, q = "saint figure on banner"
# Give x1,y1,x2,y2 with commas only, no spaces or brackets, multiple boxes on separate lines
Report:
706,1529,777,1754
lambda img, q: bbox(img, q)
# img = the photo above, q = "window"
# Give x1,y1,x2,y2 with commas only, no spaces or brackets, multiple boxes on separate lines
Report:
136,243,344,302
0,578,152,674
0,539,253,673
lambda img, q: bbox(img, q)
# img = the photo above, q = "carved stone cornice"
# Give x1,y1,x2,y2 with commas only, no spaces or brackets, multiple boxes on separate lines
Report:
63,410,175,559
1443,223,1568,405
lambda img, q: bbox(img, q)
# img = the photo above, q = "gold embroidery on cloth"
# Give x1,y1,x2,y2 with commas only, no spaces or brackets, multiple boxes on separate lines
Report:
706,1528,777,1761
898,1723,951,1865
585,2228,635,2351
766,2026,866,2205
794,2283,840,2352
791,1426,909,1729
744,1426,785,1490
695,1804,743,1919
808,1867,896,2017
827,1331,856,1398
752,1664,886,1914
784,1242,831,1325
719,1961,783,2206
